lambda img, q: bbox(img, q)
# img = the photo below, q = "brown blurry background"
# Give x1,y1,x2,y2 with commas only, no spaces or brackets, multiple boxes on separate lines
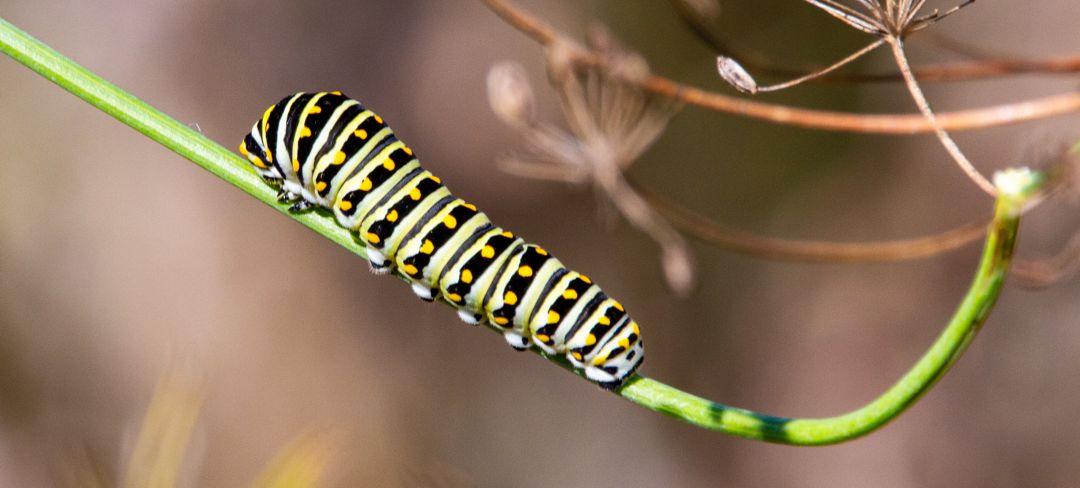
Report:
1,1,1079,486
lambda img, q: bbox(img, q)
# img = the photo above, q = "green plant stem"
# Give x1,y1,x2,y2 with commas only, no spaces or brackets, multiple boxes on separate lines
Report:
0,18,370,262
619,189,1029,444
0,16,1039,445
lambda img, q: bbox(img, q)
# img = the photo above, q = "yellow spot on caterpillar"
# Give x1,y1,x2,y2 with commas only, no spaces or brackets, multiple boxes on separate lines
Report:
374,114,383,124
420,239,434,254
494,317,509,326
461,269,473,284
585,334,597,346
238,143,248,155
631,322,640,335
547,310,560,324
330,90,342,95
265,149,273,163
518,265,533,278
366,232,380,244
562,289,578,300
383,159,395,170
613,301,624,312
354,129,367,139
503,291,518,306
536,247,548,256
536,334,551,343
359,178,373,192
618,338,630,349
462,203,477,212
447,293,462,302
409,188,422,200
429,175,441,184
579,275,592,284
599,316,611,326
300,126,312,138
315,181,327,192
309,105,322,114
481,245,495,259
592,355,607,366
292,158,300,172
571,352,583,361
252,158,267,169
333,151,346,165
339,200,353,211
501,231,514,238
386,209,399,222
403,146,413,156
402,264,418,275
443,214,457,229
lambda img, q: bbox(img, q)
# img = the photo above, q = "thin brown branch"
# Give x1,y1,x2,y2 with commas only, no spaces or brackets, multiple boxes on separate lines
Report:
482,0,1080,134
838,54,1080,82
889,37,997,196
631,178,989,263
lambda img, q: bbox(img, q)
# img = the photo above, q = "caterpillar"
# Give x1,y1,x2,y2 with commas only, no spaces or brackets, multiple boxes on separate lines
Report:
239,92,643,389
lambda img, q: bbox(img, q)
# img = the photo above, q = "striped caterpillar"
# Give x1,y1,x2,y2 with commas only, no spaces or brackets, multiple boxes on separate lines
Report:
239,92,643,388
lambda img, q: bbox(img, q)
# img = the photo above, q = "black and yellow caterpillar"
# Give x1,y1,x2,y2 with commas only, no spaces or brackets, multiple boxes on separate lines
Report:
239,92,643,388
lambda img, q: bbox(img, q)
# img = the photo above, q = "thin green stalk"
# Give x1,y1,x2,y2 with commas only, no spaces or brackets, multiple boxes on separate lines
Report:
0,17,1042,445
0,17,369,262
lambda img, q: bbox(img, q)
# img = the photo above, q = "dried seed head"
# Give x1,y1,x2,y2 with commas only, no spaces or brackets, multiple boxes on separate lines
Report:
803,0,976,39
492,28,693,293
487,61,536,128
716,56,759,94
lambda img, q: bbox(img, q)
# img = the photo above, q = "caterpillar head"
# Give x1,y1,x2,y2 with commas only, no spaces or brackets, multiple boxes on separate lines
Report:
239,126,284,185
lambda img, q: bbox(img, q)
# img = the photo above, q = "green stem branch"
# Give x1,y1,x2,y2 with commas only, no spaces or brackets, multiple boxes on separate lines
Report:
0,16,1041,445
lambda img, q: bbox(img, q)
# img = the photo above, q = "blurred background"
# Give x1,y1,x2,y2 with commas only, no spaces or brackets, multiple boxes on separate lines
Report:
1,0,1079,486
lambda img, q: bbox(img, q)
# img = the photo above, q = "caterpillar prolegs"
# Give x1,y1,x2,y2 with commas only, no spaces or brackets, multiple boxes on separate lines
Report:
239,92,643,388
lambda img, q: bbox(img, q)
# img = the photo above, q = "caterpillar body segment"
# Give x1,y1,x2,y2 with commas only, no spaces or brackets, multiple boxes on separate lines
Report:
240,92,643,388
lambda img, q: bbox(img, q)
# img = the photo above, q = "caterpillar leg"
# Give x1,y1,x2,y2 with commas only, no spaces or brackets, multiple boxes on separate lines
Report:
503,331,531,351
288,200,315,212
410,283,438,302
276,188,298,203
456,309,482,325
366,248,392,274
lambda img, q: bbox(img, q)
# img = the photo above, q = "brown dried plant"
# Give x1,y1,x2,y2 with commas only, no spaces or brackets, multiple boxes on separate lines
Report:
483,0,1080,289
487,29,694,295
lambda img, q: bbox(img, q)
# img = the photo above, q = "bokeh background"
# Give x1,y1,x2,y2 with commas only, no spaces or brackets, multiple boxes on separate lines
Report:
2,1,1079,486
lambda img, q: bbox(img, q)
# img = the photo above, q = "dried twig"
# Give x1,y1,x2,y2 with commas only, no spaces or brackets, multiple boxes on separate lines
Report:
1012,233,1080,288
632,178,990,262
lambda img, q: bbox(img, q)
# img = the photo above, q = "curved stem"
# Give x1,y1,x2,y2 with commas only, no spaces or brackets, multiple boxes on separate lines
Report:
619,187,1030,443
0,16,1042,445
